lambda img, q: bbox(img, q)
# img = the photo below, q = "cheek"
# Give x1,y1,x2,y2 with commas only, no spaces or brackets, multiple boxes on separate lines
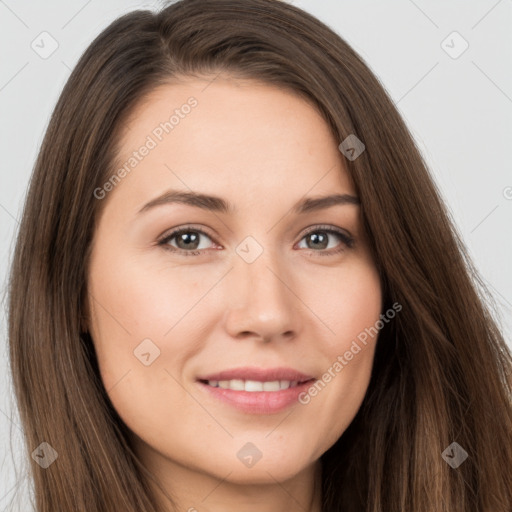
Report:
87,244,228,372
86,253,205,452
307,257,382,350
294,259,382,448
89,255,202,341
86,250,207,403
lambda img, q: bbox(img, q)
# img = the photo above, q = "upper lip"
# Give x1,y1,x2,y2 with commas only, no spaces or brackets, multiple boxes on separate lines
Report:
197,366,315,383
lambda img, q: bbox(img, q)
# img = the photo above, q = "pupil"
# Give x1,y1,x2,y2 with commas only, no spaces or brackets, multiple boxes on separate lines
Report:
310,232,327,249
179,232,199,249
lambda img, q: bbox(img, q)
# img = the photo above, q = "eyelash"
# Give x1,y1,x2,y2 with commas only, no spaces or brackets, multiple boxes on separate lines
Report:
157,224,354,258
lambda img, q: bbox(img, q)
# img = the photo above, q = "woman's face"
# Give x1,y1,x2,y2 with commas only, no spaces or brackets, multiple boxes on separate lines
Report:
86,76,382,489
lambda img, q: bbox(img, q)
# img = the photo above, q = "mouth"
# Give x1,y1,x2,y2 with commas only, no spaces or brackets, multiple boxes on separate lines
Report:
195,367,316,414
199,378,312,391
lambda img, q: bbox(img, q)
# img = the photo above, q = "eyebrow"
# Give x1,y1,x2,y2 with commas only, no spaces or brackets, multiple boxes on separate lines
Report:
138,189,360,215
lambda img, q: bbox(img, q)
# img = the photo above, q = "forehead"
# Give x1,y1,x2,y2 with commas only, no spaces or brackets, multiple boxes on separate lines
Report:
108,76,355,211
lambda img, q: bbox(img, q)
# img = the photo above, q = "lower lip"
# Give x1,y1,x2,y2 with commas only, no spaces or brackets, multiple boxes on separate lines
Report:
197,380,315,414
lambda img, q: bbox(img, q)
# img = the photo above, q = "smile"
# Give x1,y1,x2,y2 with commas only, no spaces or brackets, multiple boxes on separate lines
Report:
203,379,307,391
197,377,316,414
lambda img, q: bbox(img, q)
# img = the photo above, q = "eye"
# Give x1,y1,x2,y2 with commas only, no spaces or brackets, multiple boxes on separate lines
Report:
157,224,354,257
158,226,217,256
296,225,354,256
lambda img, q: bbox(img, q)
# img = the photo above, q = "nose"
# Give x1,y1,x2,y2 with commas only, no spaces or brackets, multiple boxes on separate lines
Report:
222,244,301,343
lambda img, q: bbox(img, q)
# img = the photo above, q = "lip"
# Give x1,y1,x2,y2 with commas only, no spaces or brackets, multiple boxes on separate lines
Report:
197,366,315,382
196,366,316,415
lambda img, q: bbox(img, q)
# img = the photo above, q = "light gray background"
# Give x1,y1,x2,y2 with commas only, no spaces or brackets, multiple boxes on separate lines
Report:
1,0,511,509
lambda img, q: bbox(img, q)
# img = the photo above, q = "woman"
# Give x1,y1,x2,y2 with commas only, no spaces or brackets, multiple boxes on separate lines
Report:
7,0,512,511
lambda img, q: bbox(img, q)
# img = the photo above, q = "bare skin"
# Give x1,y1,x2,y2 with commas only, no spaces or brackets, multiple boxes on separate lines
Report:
86,75,382,512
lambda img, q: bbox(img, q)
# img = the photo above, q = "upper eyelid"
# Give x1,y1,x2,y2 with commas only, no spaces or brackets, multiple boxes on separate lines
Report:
158,225,217,244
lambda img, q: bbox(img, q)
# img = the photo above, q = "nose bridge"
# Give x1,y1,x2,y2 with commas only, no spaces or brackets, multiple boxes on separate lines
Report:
223,235,299,340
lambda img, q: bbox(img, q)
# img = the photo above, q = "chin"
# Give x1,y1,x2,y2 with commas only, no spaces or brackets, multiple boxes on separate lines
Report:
201,448,314,485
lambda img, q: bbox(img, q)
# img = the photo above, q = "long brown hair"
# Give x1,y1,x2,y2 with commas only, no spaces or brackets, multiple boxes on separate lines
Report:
7,0,512,510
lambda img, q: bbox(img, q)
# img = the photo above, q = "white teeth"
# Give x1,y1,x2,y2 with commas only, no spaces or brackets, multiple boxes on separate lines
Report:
230,379,245,391
262,381,280,391
245,380,263,392
206,379,300,391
